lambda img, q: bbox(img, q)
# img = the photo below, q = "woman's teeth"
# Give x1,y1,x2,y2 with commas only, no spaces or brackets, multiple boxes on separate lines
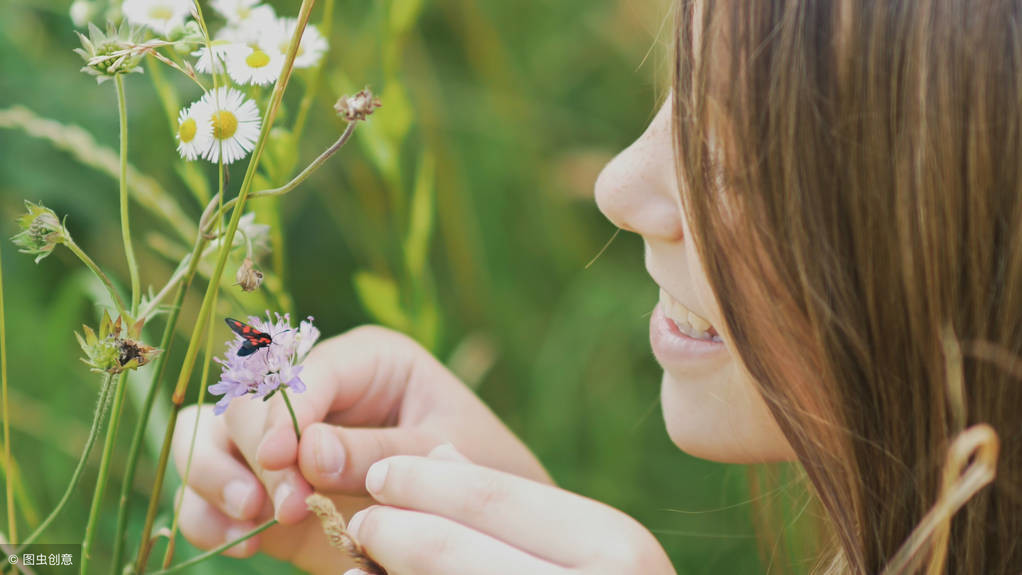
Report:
660,289,722,342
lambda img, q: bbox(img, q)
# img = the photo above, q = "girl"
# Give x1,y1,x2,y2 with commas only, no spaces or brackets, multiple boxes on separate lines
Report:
171,1,1022,573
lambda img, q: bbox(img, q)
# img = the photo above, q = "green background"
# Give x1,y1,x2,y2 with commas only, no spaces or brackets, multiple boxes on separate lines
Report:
0,0,774,572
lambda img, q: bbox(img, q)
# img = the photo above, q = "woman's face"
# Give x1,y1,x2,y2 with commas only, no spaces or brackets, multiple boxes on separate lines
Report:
595,96,795,463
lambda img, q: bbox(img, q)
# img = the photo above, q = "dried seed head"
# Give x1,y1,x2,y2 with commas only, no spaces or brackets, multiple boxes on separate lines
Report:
334,88,382,123
305,493,387,575
73,21,145,83
235,257,264,292
11,201,68,263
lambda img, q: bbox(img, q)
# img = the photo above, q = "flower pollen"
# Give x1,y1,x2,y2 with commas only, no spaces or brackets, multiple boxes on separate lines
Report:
178,117,197,143
213,109,239,140
245,48,271,68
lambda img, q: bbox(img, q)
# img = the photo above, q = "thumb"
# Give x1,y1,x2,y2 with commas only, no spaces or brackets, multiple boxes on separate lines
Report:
298,422,441,493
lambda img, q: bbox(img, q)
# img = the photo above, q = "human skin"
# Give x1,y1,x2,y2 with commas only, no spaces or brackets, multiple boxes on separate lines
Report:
171,45,796,575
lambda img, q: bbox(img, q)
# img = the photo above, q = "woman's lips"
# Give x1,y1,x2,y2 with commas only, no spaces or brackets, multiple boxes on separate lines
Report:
650,302,727,367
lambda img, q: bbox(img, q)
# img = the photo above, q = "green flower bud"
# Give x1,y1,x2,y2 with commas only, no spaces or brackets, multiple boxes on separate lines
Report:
76,312,160,374
11,201,67,263
73,21,144,84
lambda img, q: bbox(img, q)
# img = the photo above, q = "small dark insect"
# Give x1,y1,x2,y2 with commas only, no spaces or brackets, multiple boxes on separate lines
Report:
225,317,274,357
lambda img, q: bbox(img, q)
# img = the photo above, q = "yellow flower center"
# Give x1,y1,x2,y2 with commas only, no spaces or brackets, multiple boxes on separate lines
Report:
212,110,238,140
149,5,173,20
178,117,197,143
245,48,271,69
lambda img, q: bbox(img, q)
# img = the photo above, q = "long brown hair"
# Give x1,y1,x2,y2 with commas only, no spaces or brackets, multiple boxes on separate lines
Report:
672,1,1022,572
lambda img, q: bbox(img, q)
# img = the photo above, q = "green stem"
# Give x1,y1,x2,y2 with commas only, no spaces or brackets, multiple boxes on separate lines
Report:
201,122,357,235
0,246,13,541
115,75,141,317
149,519,277,575
16,374,116,550
161,288,217,569
64,238,128,320
81,371,128,574
280,388,301,442
135,4,316,569
111,235,208,573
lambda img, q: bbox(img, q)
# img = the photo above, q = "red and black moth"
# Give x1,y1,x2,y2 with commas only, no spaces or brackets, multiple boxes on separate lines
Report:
225,318,274,357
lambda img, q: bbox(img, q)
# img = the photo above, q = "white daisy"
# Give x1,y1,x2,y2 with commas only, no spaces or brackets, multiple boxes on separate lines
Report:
211,0,276,33
121,0,191,36
226,42,283,85
191,40,238,74
175,99,213,161
200,87,261,165
268,18,328,69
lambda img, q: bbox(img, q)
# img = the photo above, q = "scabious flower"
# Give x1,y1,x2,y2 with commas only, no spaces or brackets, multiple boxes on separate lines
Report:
235,257,264,292
11,201,68,263
121,0,192,36
268,18,327,68
74,21,145,83
210,312,319,415
226,42,284,86
199,87,261,164
175,99,214,160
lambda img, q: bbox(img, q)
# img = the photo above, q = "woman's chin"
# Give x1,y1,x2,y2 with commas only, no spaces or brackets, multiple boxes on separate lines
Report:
659,371,797,463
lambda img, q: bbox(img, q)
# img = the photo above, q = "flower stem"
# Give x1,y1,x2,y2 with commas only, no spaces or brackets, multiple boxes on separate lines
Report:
161,269,218,569
16,374,116,550
148,519,277,575
0,247,13,541
280,388,301,442
115,75,141,317
111,235,207,573
135,4,316,569
80,371,128,574
64,237,128,319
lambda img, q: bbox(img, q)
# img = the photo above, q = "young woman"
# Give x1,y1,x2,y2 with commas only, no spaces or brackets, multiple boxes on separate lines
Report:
171,1,1022,572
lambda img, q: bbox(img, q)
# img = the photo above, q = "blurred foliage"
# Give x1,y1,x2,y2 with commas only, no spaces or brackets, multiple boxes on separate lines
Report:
0,0,804,572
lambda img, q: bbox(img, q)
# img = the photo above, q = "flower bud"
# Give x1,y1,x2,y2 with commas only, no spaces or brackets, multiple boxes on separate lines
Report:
11,201,67,263
73,21,144,84
235,257,264,292
76,312,160,374
334,88,382,123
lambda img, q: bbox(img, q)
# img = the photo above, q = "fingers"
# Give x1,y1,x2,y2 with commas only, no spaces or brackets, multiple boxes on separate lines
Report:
345,505,569,575
361,450,635,567
172,404,266,521
176,485,261,559
298,423,440,492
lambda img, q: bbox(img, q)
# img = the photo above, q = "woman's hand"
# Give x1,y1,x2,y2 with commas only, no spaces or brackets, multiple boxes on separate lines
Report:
170,325,550,574
345,443,676,575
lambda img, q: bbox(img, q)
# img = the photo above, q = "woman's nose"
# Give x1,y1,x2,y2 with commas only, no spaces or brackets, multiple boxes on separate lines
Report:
594,98,684,242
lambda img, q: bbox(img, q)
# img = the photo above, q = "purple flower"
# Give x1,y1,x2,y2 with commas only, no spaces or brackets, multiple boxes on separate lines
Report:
210,312,320,415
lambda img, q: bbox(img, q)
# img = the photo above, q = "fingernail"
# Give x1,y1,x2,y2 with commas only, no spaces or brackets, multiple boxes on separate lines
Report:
314,428,344,476
365,461,388,495
343,570,369,575
346,508,368,536
273,482,294,521
222,480,254,520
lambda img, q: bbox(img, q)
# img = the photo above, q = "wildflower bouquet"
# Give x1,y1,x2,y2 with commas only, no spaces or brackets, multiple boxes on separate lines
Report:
0,0,428,571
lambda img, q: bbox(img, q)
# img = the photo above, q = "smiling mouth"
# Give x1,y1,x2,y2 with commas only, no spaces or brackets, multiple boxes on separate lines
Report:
659,288,722,342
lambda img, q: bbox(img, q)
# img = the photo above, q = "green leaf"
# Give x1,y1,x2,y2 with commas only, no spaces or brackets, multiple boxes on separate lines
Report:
352,270,410,331
378,80,413,146
390,0,425,37
403,151,435,279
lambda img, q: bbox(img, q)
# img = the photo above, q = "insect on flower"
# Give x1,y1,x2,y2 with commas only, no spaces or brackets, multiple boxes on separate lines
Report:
224,317,274,356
